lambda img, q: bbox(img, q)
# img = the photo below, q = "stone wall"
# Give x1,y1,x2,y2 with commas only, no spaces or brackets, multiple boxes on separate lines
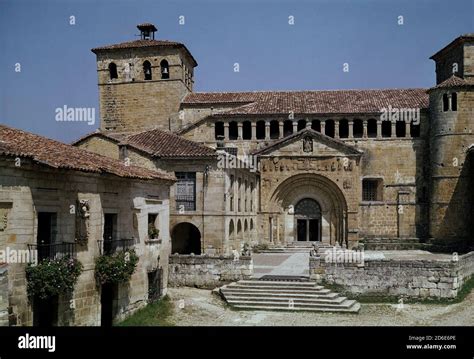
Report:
0,265,8,326
168,254,253,288
309,251,474,299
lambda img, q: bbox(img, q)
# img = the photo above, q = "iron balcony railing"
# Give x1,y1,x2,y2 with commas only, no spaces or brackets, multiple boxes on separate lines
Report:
27,242,77,262
97,238,136,255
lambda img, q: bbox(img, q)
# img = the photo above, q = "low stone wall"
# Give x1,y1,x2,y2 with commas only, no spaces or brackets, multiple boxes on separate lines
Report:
168,254,253,288
309,251,474,299
0,265,8,326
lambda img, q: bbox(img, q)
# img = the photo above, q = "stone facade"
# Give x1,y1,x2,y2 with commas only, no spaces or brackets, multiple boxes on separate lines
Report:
0,156,172,326
309,251,474,299
83,26,474,254
168,254,253,288
76,134,259,255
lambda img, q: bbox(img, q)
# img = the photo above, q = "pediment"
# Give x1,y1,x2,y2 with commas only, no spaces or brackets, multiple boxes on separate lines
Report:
253,129,363,157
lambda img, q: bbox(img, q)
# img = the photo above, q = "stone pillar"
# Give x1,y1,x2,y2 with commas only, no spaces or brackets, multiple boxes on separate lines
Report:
348,120,354,139
306,120,312,130
363,120,368,138
391,121,396,138
321,120,326,136
251,122,256,140
279,120,284,138
224,122,230,140
406,121,411,138
293,121,298,133
265,120,270,140
237,122,243,140
335,120,340,139
377,120,382,139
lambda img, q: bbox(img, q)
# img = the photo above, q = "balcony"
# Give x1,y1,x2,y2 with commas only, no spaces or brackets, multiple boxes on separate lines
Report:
27,242,77,262
97,238,136,255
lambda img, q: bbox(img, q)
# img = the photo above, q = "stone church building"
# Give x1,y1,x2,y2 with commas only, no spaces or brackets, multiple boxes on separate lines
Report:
76,23,474,254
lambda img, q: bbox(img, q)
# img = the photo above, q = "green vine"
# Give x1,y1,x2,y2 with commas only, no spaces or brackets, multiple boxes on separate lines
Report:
25,257,83,300
95,249,139,285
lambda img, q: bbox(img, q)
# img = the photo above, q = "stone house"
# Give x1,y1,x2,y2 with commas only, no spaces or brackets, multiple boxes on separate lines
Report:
74,128,259,255
0,124,174,326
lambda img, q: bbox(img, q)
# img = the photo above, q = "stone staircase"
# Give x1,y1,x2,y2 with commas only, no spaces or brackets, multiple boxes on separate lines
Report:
217,280,360,313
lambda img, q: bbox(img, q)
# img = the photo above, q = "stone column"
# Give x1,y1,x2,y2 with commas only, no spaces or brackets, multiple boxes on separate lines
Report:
224,122,230,140
279,120,284,138
251,122,256,140
391,121,396,138
293,121,298,133
237,122,243,140
335,120,340,139
321,120,326,136
406,122,411,138
306,119,312,130
363,120,368,138
348,120,354,139
377,120,382,139
265,120,270,140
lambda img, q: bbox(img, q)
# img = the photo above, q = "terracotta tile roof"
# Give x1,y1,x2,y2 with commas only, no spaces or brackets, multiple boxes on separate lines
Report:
73,129,216,159
91,40,197,66
252,128,363,156
182,89,429,117
429,75,474,91
125,129,216,158
0,125,174,181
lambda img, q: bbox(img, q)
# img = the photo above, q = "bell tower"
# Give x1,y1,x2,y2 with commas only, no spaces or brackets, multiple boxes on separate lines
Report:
92,23,197,132
427,34,474,251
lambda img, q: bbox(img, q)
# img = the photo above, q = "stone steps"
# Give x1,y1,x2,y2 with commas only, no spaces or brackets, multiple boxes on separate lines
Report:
218,280,360,313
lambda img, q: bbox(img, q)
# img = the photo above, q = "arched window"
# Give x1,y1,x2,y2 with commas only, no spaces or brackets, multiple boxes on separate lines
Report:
242,121,252,140
339,119,349,138
244,219,248,233
229,220,235,239
312,120,321,132
381,121,391,137
442,94,449,112
237,220,242,234
410,122,420,138
396,121,406,137
354,119,364,138
160,59,169,79
270,120,279,139
108,63,118,80
297,119,306,131
451,93,457,111
215,122,224,140
367,119,377,138
325,120,335,138
143,61,152,80
229,121,238,140
283,120,293,136
250,218,254,230
256,120,265,139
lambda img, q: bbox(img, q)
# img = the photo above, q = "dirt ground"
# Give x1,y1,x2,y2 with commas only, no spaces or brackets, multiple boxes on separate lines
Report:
165,287,474,326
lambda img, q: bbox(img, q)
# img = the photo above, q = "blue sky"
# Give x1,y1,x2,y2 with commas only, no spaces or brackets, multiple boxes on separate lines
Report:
0,0,472,142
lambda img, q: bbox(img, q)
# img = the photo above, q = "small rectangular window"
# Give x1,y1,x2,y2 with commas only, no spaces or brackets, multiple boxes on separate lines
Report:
362,179,383,201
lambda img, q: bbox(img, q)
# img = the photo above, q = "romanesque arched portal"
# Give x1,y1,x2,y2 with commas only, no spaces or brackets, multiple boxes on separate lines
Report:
268,173,348,246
